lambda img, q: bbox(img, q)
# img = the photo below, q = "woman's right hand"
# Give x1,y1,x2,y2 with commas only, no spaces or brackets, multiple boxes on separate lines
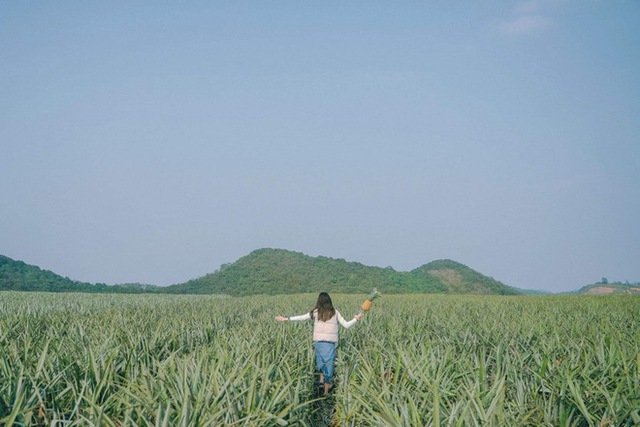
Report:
275,315,288,322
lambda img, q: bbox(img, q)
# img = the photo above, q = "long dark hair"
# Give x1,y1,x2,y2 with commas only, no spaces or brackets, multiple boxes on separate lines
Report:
311,292,336,322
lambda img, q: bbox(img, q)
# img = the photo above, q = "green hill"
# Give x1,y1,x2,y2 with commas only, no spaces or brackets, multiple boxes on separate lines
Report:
1,249,522,296
165,248,519,296
411,259,520,295
0,255,156,293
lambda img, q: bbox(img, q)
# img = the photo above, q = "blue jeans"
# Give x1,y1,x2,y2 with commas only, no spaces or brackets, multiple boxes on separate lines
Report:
314,341,336,384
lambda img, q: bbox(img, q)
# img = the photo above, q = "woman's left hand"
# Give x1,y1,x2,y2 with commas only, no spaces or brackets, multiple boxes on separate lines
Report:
275,315,288,322
354,312,364,320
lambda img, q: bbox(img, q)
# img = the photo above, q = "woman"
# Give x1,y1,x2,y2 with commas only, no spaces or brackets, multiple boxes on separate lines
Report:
275,292,364,395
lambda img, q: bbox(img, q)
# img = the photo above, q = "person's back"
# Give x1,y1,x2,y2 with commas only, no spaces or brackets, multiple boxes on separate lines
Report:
312,309,352,343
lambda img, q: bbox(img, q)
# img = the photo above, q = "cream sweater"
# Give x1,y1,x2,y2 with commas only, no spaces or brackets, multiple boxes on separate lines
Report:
289,309,357,342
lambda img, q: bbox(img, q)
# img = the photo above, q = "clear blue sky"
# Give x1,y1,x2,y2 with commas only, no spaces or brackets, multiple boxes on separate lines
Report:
2,1,639,292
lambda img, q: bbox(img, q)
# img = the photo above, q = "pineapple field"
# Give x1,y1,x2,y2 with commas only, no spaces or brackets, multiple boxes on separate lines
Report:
0,292,638,426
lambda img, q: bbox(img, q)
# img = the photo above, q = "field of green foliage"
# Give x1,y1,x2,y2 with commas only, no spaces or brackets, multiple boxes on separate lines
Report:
0,292,638,426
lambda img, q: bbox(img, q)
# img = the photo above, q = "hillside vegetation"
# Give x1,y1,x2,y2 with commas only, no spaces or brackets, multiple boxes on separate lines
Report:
0,255,156,294
5,249,639,296
165,248,520,296
1,249,520,296
411,259,519,295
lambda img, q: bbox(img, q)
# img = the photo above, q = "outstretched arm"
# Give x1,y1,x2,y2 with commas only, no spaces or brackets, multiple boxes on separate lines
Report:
337,311,364,329
275,313,312,322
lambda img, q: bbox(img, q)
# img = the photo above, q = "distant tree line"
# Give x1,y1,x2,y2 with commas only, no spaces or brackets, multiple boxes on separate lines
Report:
0,256,157,293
